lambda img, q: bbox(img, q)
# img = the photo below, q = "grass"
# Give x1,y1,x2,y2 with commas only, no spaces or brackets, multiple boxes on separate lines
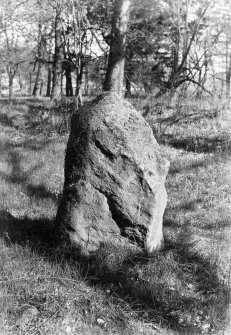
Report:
0,96,230,334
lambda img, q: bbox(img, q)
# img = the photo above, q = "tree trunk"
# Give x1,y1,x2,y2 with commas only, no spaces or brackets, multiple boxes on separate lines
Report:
103,0,131,96
29,73,32,95
51,6,64,99
18,74,24,95
33,20,47,98
183,0,192,71
125,77,131,97
40,79,44,96
46,62,52,97
9,77,13,99
0,69,2,98
84,66,89,96
226,55,231,99
33,62,42,97
75,66,84,108
65,68,73,96
226,38,231,99
61,70,64,96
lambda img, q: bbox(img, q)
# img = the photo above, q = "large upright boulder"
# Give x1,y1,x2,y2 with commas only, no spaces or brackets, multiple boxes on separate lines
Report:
56,93,169,254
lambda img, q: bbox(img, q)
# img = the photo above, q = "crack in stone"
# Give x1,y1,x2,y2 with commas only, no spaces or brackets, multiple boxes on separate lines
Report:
94,138,115,161
91,183,147,248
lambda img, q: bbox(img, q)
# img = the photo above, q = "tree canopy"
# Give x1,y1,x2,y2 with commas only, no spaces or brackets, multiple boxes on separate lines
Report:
0,0,230,99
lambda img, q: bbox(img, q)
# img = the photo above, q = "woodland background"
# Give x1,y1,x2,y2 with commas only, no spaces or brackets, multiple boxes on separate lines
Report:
0,0,231,101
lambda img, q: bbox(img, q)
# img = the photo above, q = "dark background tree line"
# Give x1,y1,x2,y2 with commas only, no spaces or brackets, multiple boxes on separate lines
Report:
0,0,230,101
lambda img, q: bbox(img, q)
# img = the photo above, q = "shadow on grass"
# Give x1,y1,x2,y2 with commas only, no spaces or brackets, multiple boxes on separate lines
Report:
0,97,46,104
0,113,11,127
164,199,231,231
9,137,54,151
159,133,231,154
0,97,73,135
0,138,62,203
26,184,61,202
0,211,55,248
167,146,231,177
0,127,54,152
3,150,43,184
168,198,203,211
0,98,48,133
0,209,228,334
0,98,228,333
169,157,212,175
0,98,34,128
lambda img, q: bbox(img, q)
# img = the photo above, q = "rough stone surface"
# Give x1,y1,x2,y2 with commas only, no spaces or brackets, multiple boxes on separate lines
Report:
56,93,169,254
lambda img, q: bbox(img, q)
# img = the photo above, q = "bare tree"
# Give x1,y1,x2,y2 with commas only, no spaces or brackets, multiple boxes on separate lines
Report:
33,22,47,97
51,2,64,99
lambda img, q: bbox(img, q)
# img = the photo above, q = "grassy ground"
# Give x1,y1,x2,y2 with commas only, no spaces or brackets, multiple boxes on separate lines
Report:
0,96,230,334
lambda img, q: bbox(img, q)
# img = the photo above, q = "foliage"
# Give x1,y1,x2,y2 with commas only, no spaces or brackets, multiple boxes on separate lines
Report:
0,0,230,98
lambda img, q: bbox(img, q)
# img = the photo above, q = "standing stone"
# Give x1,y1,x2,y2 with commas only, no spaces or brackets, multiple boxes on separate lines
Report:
56,93,169,254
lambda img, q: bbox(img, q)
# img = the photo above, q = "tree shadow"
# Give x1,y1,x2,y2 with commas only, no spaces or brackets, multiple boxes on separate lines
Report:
0,211,55,249
26,184,61,202
0,98,50,133
0,111,29,128
164,200,231,231
0,97,74,136
0,130,228,332
169,157,212,175
159,133,231,155
8,137,54,151
3,150,43,184
168,198,203,212
0,113,11,127
0,98,228,333
0,99,32,128
0,208,228,334
0,138,61,203
155,110,219,127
